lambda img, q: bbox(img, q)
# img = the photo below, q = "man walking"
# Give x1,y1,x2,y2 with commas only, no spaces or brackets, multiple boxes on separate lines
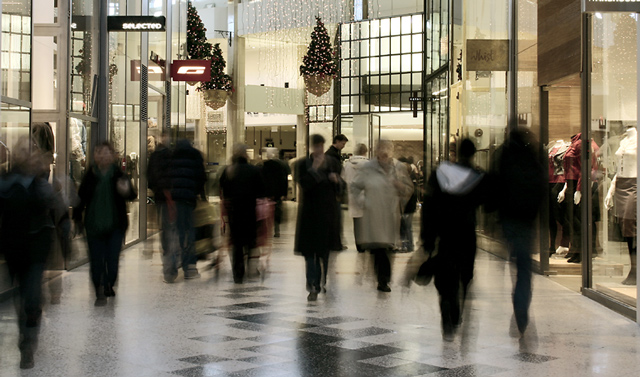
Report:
167,139,207,281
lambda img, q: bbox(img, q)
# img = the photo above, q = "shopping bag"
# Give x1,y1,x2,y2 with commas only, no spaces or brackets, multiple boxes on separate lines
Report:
402,247,438,287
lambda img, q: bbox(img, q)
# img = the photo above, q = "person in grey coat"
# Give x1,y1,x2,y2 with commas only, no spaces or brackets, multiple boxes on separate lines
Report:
343,143,369,252
350,140,413,292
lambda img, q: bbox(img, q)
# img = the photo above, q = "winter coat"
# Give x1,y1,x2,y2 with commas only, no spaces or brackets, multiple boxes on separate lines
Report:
168,139,206,205
343,155,368,218
220,158,265,247
73,164,137,234
325,145,342,164
422,162,487,255
294,155,342,256
350,159,413,249
0,172,64,264
261,158,290,199
147,143,172,203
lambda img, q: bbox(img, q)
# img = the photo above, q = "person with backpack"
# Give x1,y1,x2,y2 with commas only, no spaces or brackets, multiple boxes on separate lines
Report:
492,127,546,335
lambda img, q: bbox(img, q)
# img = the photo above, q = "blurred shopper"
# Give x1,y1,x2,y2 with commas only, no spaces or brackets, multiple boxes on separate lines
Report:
422,139,487,340
0,137,66,369
295,135,342,301
73,142,137,306
493,128,545,335
351,140,413,293
343,143,369,252
147,132,174,282
399,157,419,252
166,139,207,281
326,134,348,251
261,148,290,237
220,144,265,284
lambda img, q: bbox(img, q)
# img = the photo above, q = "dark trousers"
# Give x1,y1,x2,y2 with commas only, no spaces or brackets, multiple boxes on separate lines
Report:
565,180,582,253
373,248,391,285
434,255,461,334
549,182,571,250
305,251,329,292
274,198,283,235
502,219,534,333
176,202,197,272
87,229,125,295
232,244,248,282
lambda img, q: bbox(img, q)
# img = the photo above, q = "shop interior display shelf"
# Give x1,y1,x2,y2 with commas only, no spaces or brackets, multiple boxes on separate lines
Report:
595,283,638,307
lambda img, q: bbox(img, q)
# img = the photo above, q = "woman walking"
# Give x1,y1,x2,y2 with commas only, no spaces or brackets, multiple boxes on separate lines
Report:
74,142,136,306
351,140,413,292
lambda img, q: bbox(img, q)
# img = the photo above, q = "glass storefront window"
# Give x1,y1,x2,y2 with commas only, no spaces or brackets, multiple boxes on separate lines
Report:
70,1,99,116
589,12,638,306
2,1,32,103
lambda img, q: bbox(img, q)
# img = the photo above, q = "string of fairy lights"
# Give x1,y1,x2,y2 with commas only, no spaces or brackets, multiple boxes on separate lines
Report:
240,0,380,110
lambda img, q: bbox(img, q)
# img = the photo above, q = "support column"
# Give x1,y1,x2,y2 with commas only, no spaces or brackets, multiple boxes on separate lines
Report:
227,0,245,162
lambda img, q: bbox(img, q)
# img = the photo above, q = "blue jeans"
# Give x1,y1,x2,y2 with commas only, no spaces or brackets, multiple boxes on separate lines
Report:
87,229,125,295
502,219,534,333
400,213,414,251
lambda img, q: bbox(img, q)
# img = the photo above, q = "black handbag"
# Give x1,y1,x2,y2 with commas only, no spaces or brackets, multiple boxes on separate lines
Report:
414,252,438,286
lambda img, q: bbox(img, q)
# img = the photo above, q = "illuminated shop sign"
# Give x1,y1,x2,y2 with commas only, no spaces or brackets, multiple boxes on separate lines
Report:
130,60,165,81
170,60,212,82
584,0,640,12
108,16,166,32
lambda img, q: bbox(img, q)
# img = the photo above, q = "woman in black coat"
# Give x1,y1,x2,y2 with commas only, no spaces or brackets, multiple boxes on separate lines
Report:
73,142,137,306
294,134,341,301
220,144,265,284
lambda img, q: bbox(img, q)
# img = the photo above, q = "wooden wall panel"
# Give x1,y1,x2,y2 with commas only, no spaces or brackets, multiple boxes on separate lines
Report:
548,86,582,142
538,0,582,86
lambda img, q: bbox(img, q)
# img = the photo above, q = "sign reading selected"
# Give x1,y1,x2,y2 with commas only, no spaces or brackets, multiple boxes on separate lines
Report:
171,60,211,82
108,16,166,32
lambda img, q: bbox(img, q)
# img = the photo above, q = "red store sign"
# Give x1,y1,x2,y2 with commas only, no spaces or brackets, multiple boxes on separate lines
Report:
170,60,211,82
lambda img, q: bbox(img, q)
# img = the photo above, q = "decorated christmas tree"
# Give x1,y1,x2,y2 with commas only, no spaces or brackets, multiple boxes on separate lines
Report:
187,1,212,60
198,43,233,92
300,17,337,78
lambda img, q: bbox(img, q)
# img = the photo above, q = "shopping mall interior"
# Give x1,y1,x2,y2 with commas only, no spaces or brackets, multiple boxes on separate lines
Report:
2,0,640,375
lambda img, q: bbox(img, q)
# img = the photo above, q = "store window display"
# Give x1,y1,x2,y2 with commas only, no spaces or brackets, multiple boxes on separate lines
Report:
548,139,571,256
604,126,637,285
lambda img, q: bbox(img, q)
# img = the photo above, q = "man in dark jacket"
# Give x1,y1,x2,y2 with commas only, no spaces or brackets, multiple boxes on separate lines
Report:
261,148,290,237
296,135,342,301
493,128,545,335
326,134,348,251
220,144,265,283
147,132,174,281
422,139,488,341
167,139,207,281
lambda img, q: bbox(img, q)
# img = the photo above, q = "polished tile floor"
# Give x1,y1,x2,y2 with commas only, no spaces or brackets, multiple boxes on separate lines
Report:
1,208,640,376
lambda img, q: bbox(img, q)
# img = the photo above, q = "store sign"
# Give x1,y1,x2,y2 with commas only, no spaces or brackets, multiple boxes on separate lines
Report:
466,39,509,71
584,0,640,12
130,60,165,81
108,16,166,32
170,60,211,82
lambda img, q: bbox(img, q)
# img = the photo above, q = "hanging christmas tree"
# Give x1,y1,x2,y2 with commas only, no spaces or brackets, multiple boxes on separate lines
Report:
198,43,233,92
187,1,212,60
300,17,337,96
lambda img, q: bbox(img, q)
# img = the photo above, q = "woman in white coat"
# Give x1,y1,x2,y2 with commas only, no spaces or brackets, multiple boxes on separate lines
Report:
351,140,413,292
343,143,369,252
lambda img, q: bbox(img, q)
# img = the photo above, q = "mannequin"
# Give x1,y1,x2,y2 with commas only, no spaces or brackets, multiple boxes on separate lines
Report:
605,126,637,285
548,140,571,256
558,134,600,263
558,134,584,263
